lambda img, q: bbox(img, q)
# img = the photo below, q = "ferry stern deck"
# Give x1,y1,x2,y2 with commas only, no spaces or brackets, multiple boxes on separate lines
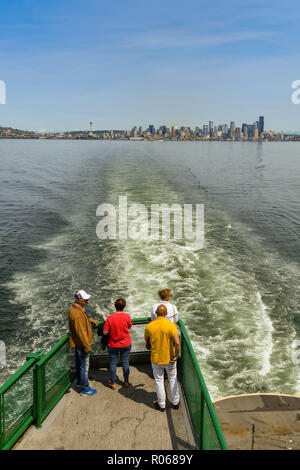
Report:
0,319,228,451
14,363,196,450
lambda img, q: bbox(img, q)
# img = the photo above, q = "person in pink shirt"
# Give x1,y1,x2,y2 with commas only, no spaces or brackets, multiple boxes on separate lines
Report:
103,298,132,390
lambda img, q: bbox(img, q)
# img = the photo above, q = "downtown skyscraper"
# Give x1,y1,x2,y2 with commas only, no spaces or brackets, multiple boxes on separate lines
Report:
259,116,264,135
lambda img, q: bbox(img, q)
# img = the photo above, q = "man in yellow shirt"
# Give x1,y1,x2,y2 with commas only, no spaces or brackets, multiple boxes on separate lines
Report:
144,304,181,412
69,290,98,397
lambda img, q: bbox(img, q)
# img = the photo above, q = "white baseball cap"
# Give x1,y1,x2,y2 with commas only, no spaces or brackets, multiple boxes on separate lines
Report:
75,290,91,300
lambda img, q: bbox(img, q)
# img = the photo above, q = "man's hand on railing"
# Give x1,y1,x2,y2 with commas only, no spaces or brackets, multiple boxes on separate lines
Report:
170,354,179,363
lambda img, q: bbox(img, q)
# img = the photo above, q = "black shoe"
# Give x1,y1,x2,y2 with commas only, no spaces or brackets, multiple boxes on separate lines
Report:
154,401,166,412
172,402,180,410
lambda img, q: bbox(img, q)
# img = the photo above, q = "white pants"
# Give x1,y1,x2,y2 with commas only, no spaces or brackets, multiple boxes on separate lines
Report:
151,361,180,409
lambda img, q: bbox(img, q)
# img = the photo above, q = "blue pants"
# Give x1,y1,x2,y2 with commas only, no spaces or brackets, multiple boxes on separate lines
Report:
108,345,132,384
75,347,90,391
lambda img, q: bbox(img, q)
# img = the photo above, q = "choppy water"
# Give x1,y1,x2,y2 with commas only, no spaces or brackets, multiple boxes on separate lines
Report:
0,139,300,400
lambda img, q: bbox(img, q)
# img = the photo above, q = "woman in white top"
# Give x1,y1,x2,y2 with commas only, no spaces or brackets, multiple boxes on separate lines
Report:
151,289,179,324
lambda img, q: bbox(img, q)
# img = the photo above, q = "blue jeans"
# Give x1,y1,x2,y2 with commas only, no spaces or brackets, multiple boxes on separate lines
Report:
108,345,132,384
75,347,90,392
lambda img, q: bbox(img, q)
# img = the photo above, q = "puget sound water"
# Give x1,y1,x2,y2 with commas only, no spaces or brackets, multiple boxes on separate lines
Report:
0,139,300,400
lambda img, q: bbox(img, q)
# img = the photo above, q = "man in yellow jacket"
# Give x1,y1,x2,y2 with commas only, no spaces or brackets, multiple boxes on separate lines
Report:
145,304,181,412
69,290,98,396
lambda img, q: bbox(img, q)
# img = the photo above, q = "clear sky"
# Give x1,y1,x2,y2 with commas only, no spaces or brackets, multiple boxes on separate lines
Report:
0,0,300,132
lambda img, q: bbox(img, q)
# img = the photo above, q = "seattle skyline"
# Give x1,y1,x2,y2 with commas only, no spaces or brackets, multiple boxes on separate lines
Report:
0,0,300,132
5,113,298,141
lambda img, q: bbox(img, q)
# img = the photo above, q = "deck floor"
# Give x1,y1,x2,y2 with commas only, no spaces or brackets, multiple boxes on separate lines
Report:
15,364,195,450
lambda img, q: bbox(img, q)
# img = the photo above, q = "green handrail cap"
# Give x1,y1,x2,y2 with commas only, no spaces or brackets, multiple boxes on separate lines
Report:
26,349,46,361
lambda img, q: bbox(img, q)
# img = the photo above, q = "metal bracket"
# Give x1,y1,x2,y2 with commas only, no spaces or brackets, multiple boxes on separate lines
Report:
26,349,46,361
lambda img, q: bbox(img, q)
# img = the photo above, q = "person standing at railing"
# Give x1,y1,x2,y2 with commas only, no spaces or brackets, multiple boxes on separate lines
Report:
69,290,99,397
103,298,132,390
145,304,181,412
151,289,179,324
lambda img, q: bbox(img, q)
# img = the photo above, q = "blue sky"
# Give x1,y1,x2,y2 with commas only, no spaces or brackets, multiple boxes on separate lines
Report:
0,0,300,132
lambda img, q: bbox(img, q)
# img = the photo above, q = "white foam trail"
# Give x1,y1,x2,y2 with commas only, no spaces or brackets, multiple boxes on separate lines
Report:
256,292,273,376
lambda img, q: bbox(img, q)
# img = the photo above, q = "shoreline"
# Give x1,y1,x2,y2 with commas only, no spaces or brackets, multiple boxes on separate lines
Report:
0,136,298,142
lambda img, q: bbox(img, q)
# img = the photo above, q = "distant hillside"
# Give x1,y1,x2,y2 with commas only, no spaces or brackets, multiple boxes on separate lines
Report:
0,126,39,137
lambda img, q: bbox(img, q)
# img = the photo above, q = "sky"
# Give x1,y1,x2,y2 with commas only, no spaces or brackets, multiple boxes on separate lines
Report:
0,0,300,132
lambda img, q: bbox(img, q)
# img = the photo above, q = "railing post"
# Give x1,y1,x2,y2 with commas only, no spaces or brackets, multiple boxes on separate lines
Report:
0,393,4,449
34,364,46,429
26,350,45,429
200,391,205,449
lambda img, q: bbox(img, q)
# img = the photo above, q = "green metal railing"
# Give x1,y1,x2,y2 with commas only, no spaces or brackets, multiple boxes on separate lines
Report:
0,317,227,450
0,335,71,450
33,334,71,428
0,349,44,450
178,319,227,450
